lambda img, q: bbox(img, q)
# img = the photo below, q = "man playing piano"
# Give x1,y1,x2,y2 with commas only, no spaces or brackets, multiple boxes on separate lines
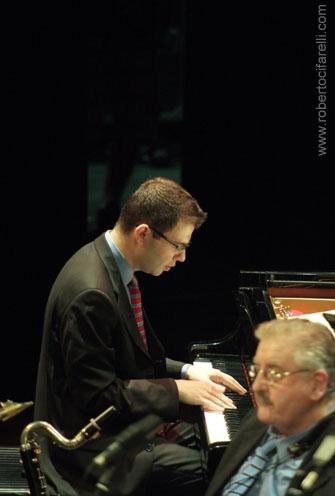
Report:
205,318,335,496
34,177,246,496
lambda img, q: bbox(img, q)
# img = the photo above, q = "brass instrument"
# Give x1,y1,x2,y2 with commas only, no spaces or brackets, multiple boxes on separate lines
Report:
20,405,118,496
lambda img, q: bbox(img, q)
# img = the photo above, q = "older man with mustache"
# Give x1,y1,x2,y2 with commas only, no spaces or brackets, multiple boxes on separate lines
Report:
205,318,335,496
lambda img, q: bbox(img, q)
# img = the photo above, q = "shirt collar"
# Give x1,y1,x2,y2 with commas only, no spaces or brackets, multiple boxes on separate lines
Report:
104,231,133,286
265,423,317,461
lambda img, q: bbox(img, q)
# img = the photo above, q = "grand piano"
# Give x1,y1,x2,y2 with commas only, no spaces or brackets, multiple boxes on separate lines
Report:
189,270,335,478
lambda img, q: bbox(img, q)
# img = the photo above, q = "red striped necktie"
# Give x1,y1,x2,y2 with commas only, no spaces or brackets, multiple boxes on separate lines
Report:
128,276,148,350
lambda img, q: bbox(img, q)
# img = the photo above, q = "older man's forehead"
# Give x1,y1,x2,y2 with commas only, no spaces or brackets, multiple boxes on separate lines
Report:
254,337,297,367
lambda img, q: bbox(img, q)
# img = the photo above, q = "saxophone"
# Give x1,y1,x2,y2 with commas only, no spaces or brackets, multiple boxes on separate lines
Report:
20,405,118,496
0,399,34,421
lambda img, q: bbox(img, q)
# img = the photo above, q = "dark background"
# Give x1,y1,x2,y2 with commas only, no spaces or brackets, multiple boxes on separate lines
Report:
2,1,333,435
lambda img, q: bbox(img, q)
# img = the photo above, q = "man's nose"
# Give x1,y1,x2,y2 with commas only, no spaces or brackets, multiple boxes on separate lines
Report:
251,371,269,393
175,250,186,262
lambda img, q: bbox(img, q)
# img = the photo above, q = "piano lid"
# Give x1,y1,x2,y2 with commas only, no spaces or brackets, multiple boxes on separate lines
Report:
238,270,335,322
239,270,335,289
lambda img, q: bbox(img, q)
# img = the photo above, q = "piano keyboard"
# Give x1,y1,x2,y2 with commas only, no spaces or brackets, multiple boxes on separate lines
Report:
203,411,229,444
193,354,254,447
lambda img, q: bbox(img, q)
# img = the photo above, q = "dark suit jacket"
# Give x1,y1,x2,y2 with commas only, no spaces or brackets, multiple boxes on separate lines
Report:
33,234,186,494
205,410,335,496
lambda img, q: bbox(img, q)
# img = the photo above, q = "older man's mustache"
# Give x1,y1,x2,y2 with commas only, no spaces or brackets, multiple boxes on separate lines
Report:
254,392,273,406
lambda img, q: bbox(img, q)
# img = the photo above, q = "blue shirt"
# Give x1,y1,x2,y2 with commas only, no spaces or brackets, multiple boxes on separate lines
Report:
222,424,314,496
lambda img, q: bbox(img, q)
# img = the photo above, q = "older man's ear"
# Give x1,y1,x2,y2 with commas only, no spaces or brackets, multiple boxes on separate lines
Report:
310,369,330,401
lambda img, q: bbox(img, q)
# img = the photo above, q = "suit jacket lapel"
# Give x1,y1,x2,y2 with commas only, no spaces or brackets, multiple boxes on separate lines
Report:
288,412,335,494
93,234,152,356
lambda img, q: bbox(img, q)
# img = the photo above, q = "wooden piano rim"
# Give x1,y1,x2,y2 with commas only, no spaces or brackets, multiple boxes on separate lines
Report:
268,287,335,298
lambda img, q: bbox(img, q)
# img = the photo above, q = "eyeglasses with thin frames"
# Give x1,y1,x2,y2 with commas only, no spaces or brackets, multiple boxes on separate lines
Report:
248,364,311,385
149,226,191,252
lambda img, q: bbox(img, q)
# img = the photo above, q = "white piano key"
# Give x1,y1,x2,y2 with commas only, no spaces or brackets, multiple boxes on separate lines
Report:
203,411,230,445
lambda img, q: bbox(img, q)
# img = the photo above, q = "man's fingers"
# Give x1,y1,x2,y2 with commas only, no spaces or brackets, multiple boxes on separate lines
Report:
221,394,236,409
211,372,247,394
203,395,237,412
206,390,236,410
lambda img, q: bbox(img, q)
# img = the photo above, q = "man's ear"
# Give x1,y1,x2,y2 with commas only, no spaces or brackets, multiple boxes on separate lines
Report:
134,224,150,242
311,369,329,400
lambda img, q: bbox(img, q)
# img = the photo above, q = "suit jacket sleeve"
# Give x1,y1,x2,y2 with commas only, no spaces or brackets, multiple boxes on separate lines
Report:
166,357,185,378
51,288,180,429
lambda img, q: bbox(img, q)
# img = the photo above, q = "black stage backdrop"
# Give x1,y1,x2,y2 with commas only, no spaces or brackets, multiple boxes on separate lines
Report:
2,2,333,439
